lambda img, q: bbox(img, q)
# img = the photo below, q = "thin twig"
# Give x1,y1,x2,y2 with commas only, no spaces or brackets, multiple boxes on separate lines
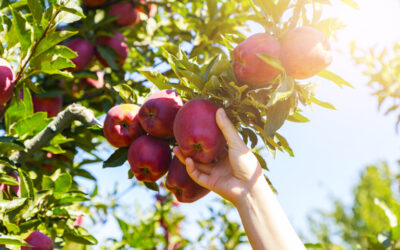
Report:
288,0,305,30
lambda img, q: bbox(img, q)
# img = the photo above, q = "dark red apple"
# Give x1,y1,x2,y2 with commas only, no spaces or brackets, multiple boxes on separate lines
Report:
0,58,15,105
22,230,54,250
173,99,226,164
128,135,171,182
138,90,183,139
280,26,332,79
66,38,94,72
109,3,140,27
32,95,63,117
103,104,144,148
96,32,129,67
83,0,106,7
166,157,210,203
232,33,281,88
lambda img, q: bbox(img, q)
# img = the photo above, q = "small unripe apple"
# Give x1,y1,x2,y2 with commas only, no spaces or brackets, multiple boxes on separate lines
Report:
173,99,226,164
96,32,129,67
66,38,94,72
280,26,332,79
166,157,210,203
138,90,183,139
233,33,281,88
83,0,107,7
128,135,171,182
103,104,144,148
32,95,63,117
0,58,15,105
21,230,54,250
109,3,140,27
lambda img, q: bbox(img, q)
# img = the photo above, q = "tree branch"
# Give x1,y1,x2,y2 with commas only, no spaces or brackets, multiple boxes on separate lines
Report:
9,104,103,164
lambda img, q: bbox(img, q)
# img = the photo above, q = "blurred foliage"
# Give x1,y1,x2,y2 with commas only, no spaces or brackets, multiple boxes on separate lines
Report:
308,162,400,249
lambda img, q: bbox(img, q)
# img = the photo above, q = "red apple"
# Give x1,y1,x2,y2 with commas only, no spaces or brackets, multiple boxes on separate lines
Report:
280,26,332,79
232,33,281,88
103,104,144,148
138,90,183,139
128,135,171,182
96,32,129,67
109,3,140,27
173,99,226,164
32,95,63,117
84,70,105,89
22,231,54,250
66,38,94,72
0,58,15,105
166,157,210,203
83,0,106,7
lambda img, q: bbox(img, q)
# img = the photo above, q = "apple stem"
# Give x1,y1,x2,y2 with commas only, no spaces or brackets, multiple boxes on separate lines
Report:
9,104,102,164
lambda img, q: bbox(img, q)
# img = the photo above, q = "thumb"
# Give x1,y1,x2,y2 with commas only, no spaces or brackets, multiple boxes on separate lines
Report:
216,108,247,151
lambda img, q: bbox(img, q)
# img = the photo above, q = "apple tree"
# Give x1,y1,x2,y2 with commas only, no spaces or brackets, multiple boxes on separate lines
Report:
0,0,354,248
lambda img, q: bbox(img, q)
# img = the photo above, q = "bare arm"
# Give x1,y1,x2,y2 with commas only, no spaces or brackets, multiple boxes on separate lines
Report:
174,108,305,250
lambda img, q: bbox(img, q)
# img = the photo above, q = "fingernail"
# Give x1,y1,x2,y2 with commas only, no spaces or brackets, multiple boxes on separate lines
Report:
217,108,226,120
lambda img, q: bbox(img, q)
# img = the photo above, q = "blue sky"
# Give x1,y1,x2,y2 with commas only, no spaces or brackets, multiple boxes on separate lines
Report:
77,0,400,248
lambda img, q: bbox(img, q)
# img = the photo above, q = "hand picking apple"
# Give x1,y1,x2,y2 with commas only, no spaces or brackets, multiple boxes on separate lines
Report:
173,108,305,250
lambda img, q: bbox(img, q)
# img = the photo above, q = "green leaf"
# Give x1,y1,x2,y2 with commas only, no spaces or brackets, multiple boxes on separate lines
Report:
265,96,292,138
27,0,43,23
18,169,34,199
253,151,268,170
178,69,204,90
317,69,353,88
55,2,85,24
0,139,25,154
64,227,98,245
96,44,120,71
0,234,28,246
13,112,48,139
10,7,33,53
113,84,137,103
257,53,284,72
339,0,359,10
34,30,78,58
144,181,159,192
304,242,325,249
287,112,310,123
0,174,19,186
310,96,336,110
207,56,231,78
103,147,129,168
0,198,27,213
42,176,54,190
266,76,294,107
55,172,72,193
139,69,171,90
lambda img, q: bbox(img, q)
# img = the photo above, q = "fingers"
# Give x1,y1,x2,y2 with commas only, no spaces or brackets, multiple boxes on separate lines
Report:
173,147,186,164
216,108,247,151
173,146,212,174
185,158,210,189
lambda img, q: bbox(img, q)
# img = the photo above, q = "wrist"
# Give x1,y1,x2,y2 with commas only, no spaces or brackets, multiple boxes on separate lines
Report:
233,174,272,209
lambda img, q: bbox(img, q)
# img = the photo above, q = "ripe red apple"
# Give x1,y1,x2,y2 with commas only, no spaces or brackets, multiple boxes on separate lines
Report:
109,3,140,27
138,90,183,139
233,33,281,88
82,70,105,89
83,0,106,7
166,157,210,203
280,26,332,79
66,38,94,72
128,135,171,182
96,32,129,67
22,230,54,250
103,104,144,148
0,58,15,105
139,0,157,17
173,99,226,164
32,95,63,117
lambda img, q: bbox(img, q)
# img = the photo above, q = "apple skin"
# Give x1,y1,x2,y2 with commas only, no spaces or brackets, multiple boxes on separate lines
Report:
21,231,54,250
280,26,332,79
103,104,144,148
66,38,94,72
0,58,15,105
139,0,157,17
32,95,63,117
96,32,129,67
166,157,210,203
138,90,183,139
128,135,171,182
84,70,105,89
173,98,226,164
232,33,281,88
109,3,140,27
83,0,106,7
73,216,83,227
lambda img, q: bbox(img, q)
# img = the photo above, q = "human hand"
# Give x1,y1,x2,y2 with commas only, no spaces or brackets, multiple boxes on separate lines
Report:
173,108,263,205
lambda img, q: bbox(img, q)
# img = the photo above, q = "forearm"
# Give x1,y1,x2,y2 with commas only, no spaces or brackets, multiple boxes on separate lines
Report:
235,177,305,250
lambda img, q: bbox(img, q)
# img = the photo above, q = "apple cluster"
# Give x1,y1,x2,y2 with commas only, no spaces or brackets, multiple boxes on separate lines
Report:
103,90,227,203
233,26,332,89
